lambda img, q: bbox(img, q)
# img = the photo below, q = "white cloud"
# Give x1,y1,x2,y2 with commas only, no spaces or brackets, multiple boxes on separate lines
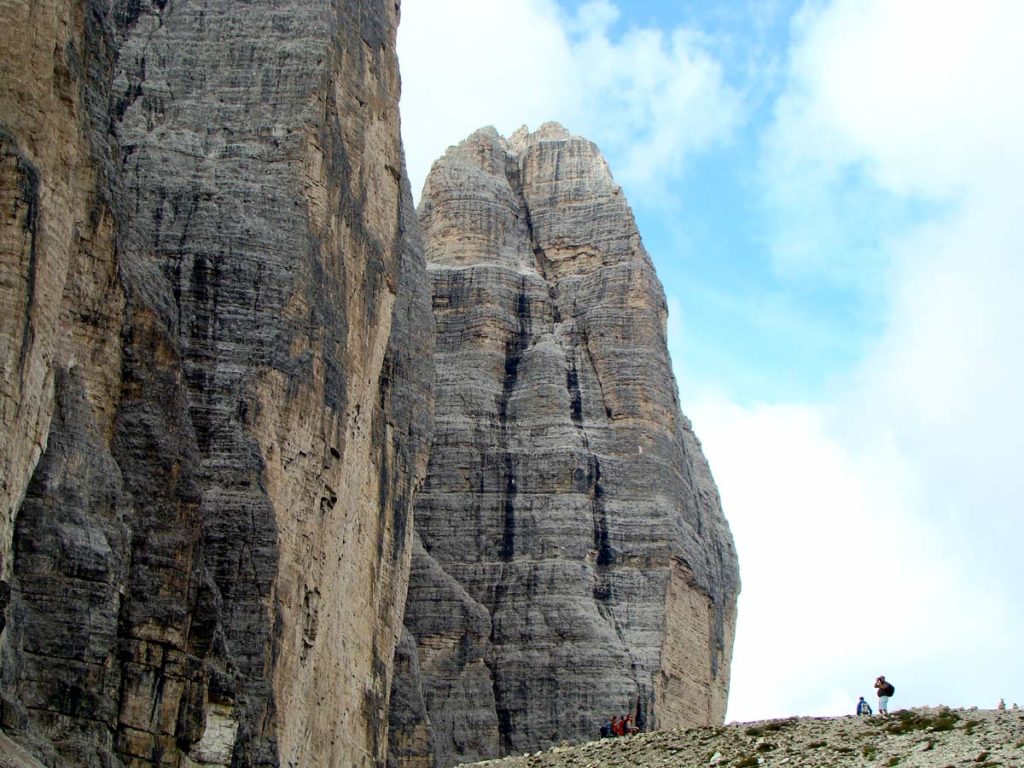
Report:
761,0,1024,280
567,10,741,195
397,0,574,198
786,0,1024,199
397,0,741,201
692,392,1023,721
849,196,1024,580
698,0,1024,720
774,0,1024,582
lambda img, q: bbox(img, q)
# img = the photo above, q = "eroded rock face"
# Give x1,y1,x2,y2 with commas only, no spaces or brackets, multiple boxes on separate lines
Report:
389,124,739,768
0,1,431,766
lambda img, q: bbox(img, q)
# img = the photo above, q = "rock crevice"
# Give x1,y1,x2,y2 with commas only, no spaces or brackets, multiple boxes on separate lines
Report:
389,124,739,768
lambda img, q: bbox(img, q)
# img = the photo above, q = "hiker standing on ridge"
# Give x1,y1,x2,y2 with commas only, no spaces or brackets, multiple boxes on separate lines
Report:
875,675,895,714
857,696,873,716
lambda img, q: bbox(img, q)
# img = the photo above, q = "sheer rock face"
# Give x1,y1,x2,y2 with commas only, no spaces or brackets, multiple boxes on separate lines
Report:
389,124,739,768
0,1,432,766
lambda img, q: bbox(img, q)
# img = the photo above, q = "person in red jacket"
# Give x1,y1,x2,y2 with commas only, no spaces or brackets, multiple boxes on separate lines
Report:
617,715,629,736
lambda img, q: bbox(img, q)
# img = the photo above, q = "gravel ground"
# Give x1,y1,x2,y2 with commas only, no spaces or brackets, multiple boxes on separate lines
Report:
460,708,1024,768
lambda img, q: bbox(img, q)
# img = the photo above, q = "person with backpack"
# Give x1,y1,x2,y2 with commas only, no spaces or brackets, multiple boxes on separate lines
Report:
874,675,895,714
856,696,873,716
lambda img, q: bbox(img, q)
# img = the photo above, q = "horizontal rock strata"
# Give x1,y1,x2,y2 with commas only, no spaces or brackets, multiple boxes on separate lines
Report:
389,124,739,768
0,0,431,766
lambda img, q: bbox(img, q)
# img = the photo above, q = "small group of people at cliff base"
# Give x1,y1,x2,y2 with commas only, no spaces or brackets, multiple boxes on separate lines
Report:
857,675,895,716
600,714,638,738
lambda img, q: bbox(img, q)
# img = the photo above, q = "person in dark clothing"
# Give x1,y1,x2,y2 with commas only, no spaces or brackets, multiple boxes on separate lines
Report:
857,696,873,716
875,675,895,714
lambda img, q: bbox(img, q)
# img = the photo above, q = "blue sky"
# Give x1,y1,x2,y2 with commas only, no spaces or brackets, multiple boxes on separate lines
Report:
397,0,1024,722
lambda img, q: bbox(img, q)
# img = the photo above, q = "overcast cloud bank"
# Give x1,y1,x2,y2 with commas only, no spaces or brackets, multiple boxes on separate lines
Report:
703,0,1024,719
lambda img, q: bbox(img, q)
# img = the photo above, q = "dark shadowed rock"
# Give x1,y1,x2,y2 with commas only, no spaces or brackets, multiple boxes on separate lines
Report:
389,124,739,768
0,0,431,766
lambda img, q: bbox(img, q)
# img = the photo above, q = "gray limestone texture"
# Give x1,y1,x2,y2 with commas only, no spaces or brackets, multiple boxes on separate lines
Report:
0,0,431,766
389,124,740,768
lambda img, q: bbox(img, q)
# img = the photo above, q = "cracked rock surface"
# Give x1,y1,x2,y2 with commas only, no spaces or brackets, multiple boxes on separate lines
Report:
389,124,740,768
0,0,431,766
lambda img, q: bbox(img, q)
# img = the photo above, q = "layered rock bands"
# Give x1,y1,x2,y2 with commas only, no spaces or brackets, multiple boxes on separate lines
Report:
389,124,740,768
2,2,739,766
0,1,432,766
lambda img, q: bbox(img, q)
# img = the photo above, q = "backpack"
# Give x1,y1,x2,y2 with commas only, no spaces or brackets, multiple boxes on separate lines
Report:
884,683,895,697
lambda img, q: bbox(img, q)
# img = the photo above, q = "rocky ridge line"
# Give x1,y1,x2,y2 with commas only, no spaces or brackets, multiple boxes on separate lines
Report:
459,708,1024,768
389,123,740,768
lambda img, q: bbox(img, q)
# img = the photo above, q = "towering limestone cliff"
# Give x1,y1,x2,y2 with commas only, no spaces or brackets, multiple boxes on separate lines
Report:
389,124,740,768
0,1,431,766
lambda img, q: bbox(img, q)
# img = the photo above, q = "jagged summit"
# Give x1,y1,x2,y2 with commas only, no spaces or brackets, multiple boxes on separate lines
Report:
508,121,573,151
442,121,576,159
419,124,641,277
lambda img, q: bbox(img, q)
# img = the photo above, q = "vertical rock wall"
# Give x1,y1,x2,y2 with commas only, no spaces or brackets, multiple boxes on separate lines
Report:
389,124,739,768
0,1,432,766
